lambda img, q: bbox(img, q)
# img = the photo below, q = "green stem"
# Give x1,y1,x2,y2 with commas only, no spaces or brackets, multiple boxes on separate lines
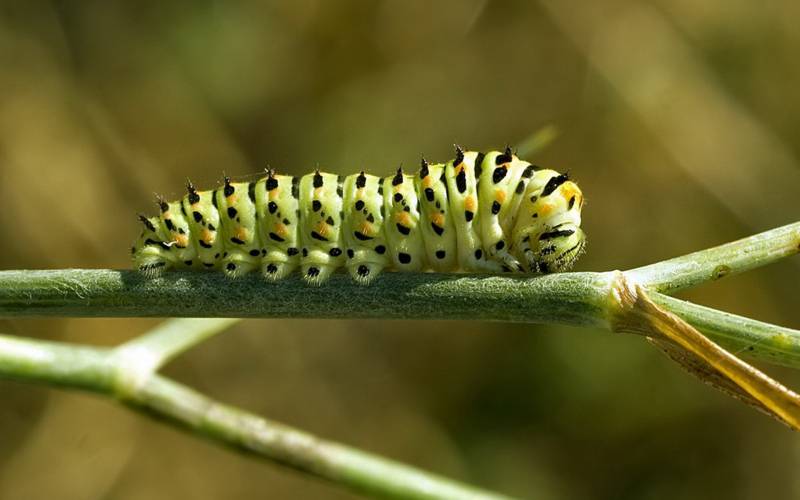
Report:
0,333,514,500
650,293,800,368
0,269,614,326
627,221,800,294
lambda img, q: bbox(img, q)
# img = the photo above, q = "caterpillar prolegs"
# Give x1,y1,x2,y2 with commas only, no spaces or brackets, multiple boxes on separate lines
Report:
132,147,586,285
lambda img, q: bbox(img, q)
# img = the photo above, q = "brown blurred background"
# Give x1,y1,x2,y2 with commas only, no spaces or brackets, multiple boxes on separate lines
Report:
1,1,799,498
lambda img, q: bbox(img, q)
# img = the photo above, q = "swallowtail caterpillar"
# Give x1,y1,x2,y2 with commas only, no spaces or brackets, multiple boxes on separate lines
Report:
132,146,586,285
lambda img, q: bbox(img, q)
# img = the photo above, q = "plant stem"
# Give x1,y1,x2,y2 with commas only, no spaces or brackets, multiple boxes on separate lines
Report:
627,221,800,294
0,269,614,325
0,333,514,500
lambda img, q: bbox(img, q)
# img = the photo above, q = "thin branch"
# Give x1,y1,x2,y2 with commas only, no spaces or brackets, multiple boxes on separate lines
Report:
0,333,514,500
627,221,800,293
649,293,800,369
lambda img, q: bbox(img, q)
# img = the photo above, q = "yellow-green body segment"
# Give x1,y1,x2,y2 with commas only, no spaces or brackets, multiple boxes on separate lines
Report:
133,147,586,285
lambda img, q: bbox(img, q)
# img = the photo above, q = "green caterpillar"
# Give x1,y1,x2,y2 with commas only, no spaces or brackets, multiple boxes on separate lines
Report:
132,146,586,285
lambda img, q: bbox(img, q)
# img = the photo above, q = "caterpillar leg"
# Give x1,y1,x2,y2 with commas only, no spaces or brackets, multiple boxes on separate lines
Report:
136,257,172,278
221,252,259,278
347,262,384,285
302,264,336,286
262,260,297,281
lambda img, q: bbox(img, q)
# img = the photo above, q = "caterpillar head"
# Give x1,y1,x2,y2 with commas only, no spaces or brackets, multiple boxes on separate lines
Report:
514,170,586,273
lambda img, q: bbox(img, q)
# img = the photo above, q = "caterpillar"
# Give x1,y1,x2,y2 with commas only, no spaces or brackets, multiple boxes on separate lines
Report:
132,146,586,285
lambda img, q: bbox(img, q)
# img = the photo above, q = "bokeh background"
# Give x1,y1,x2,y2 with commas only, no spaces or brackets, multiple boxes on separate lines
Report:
1,1,799,499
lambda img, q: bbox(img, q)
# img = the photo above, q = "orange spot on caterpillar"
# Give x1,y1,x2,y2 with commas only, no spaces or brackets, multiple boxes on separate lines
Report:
464,196,476,212
275,223,288,237
227,194,238,205
431,213,445,227
359,221,372,237
175,234,189,247
315,222,329,237
234,227,248,242
495,189,506,204
395,212,412,226
201,229,214,244
539,204,553,216
422,176,433,188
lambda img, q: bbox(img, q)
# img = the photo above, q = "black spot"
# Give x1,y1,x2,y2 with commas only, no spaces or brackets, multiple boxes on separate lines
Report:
144,238,170,250
311,231,327,241
326,216,335,225
354,231,373,241
187,182,200,204
269,201,279,214
465,210,474,222
207,223,215,231
307,267,320,277
540,245,557,256
532,213,538,219
538,262,550,273
231,237,245,245
431,223,444,236
266,264,278,274
541,174,569,196
266,176,279,191
203,262,214,267
165,219,176,231
131,246,136,255
249,249,261,256
396,223,410,235
568,195,576,210
539,229,576,241
302,248,308,257
453,145,464,166
375,245,386,254
184,260,193,266
491,201,501,215
492,166,507,184
215,253,220,258
455,169,467,193
287,247,299,256
380,205,385,218
224,179,234,197
262,249,267,256
495,240,505,250
366,213,375,223
336,183,343,197
248,182,256,202
312,200,322,212
355,200,365,211
495,151,512,165
474,249,483,260
435,250,446,259
199,241,213,248
138,214,156,232
420,158,429,178
398,252,411,264
424,187,434,201
291,177,299,198
227,207,237,218
394,192,403,203
357,265,370,277
329,247,342,257
178,228,185,234
356,172,367,189
530,195,538,203
347,249,354,258
313,171,324,188
226,262,236,271
283,218,290,225
392,168,404,186
403,206,410,212
522,165,536,178
269,232,285,242
515,181,526,195
212,190,220,209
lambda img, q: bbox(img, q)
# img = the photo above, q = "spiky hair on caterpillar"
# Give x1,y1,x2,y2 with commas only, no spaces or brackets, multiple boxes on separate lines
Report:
132,146,586,285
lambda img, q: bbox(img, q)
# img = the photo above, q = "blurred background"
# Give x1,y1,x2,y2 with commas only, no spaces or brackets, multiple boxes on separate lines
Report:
1,1,799,498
